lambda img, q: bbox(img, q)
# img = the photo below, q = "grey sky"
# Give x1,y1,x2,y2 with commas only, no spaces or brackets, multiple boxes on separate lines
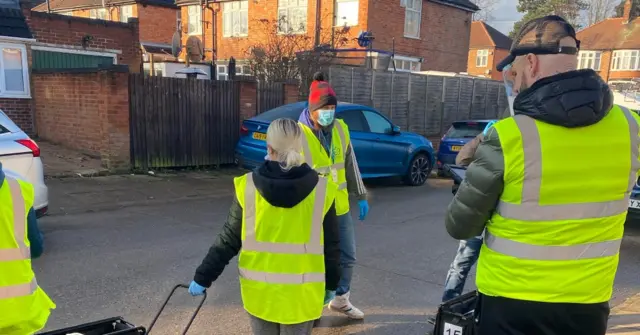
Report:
485,0,523,36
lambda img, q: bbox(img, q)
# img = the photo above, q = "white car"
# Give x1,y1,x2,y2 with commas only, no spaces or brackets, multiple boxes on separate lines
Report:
0,109,48,217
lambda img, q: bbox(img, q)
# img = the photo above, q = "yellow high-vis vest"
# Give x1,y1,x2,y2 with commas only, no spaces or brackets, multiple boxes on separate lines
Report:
0,176,56,335
477,105,640,304
234,173,338,324
299,119,351,215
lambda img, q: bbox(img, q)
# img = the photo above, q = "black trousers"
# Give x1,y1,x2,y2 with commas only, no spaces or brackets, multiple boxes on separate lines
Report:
474,293,610,335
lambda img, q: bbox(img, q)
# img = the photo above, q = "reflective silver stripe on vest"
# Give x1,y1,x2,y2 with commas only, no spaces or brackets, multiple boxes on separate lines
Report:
239,268,324,284
0,177,30,261
496,108,640,221
485,231,621,260
242,173,326,255
0,278,38,299
0,177,38,300
300,123,348,176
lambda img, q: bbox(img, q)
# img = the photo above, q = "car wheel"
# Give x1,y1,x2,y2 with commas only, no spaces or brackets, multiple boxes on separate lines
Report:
404,153,431,186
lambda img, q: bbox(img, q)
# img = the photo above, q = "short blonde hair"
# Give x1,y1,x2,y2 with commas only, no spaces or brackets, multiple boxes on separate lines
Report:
266,118,304,171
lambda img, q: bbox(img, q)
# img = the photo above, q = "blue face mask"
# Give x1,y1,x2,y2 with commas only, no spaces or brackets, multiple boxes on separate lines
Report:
316,109,335,127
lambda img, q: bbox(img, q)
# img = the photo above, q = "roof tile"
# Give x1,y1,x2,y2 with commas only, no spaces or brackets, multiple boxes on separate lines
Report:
0,7,32,39
470,21,512,50
577,17,640,50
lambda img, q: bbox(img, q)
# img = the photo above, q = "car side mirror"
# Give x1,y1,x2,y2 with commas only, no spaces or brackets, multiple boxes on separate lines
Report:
389,125,401,135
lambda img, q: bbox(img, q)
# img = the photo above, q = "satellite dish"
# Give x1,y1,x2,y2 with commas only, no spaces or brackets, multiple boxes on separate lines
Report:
171,31,182,58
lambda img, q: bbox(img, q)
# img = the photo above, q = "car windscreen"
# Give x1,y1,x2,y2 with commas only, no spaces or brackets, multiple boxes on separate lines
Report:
253,102,307,122
445,122,488,139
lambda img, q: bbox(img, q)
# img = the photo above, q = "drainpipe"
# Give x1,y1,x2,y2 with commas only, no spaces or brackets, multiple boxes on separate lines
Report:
210,3,217,77
46,0,51,13
314,0,321,47
200,0,205,62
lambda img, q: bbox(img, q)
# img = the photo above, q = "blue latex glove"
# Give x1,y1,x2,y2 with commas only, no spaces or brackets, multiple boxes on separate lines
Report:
324,290,336,305
188,280,206,296
358,200,369,221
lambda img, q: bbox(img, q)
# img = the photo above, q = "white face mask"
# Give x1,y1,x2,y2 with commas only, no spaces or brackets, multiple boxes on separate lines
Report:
503,64,516,116
507,96,516,116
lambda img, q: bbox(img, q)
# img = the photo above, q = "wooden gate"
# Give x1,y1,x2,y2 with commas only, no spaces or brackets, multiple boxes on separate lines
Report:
129,74,240,169
256,81,285,114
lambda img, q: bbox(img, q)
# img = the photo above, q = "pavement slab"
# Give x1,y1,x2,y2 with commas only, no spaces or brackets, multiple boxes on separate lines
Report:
33,173,640,335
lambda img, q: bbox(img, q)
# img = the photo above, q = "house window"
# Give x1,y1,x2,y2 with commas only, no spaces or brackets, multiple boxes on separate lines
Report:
476,49,489,67
217,63,251,80
187,5,202,35
120,5,133,23
335,0,358,27
89,8,108,20
612,50,640,71
577,51,601,71
404,0,421,38
389,55,421,72
223,0,248,37
277,0,308,34
0,44,29,98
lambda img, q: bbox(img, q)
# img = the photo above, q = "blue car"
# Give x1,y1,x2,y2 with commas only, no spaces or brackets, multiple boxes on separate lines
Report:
436,119,497,177
235,101,436,186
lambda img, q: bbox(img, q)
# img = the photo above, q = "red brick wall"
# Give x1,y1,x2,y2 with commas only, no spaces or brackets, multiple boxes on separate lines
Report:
238,80,300,122
136,4,177,44
0,99,33,133
32,70,130,169
178,0,471,72
179,0,370,63
25,10,142,72
368,1,472,72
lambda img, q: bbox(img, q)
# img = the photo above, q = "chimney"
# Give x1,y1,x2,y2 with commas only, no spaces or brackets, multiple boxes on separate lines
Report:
623,0,633,23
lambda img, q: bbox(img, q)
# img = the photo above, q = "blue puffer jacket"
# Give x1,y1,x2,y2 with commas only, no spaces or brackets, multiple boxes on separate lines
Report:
0,163,44,258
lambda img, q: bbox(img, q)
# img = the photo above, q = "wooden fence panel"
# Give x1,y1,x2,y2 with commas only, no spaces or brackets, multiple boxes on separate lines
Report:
129,74,240,169
256,82,285,114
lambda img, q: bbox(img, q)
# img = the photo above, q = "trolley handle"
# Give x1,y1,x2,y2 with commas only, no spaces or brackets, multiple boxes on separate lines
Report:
147,284,207,335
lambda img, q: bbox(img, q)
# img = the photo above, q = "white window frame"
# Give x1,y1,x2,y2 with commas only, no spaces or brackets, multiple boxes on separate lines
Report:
475,49,488,67
89,8,108,20
120,5,133,23
217,65,228,80
404,0,421,39
59,10,73,16
389,55,421,72
223,0,248,37
335,0,358,27
0,43,30,99
277,0,308,34
611,50,640,71
577,51,601,71
187,5,202,35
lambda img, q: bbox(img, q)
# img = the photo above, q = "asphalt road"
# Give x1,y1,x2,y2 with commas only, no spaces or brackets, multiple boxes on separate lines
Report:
35,173,640,335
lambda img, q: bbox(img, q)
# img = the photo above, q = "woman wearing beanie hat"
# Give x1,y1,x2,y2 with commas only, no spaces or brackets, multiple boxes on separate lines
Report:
298,72,369,320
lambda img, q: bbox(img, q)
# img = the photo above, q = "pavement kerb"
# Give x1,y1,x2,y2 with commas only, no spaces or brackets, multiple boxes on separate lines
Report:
608,293,640,334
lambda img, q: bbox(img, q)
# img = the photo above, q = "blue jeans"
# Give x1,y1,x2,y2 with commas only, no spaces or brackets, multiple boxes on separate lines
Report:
336,212,356,296
442,236,483,302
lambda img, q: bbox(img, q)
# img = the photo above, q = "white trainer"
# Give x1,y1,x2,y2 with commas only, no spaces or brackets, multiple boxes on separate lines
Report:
329,291,364,319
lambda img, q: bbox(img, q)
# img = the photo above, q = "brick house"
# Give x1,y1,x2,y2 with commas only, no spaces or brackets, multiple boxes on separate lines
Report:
0,0,140,134
174,0,478,79
466,21,512,81
576,0,639,83
32,0,178,45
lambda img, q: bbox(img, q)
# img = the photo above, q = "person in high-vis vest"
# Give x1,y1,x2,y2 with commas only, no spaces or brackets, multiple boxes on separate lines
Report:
188,118,341,334
445,15,640,335
298,72,369,319
0,164,56,335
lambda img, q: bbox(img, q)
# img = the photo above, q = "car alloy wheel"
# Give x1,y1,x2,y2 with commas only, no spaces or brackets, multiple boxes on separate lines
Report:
409,154,430,186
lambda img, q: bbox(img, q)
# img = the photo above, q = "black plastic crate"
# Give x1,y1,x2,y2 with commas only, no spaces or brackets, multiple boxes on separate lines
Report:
38,317,145,335
433,290,477,335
